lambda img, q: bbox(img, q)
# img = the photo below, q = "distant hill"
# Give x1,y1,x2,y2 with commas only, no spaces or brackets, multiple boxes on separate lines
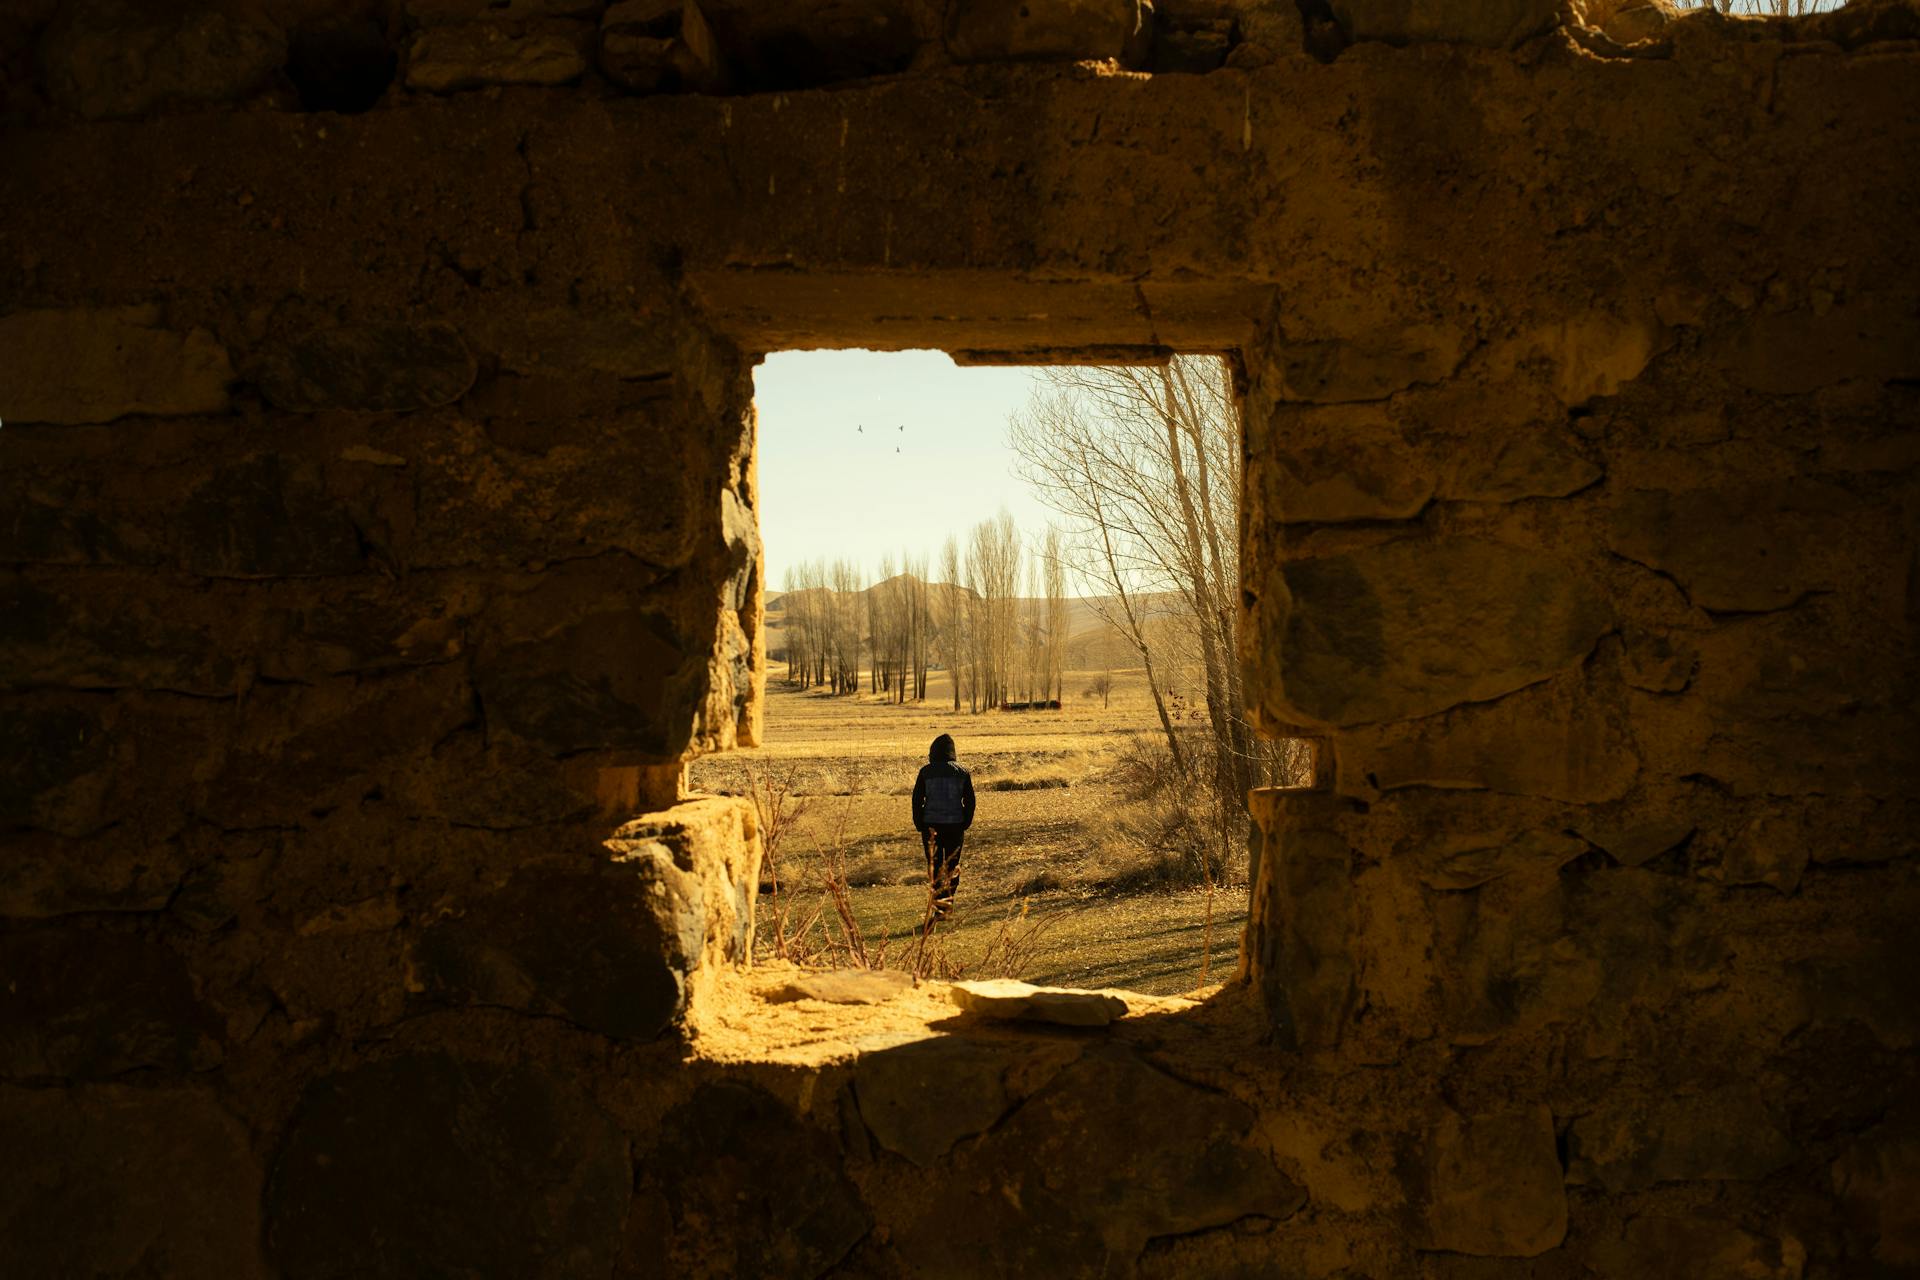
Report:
765,573,975,614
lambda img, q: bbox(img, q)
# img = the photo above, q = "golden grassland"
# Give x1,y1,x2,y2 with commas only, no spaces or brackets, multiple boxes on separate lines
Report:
689,662,1250,995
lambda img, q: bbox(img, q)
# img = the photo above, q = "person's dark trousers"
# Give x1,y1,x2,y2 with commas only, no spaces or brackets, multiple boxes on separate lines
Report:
922,825,965,917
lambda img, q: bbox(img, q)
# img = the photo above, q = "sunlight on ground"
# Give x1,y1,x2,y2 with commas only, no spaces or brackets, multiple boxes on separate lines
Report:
690,665,1250,996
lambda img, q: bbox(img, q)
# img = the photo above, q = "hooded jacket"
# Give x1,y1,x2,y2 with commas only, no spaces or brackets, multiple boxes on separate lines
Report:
912,734,975,831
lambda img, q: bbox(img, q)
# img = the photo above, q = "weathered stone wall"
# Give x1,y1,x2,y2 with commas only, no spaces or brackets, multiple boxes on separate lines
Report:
2,0,1917,1274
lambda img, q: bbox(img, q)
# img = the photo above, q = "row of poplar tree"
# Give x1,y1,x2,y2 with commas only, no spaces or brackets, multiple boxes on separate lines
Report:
776,513,1071,714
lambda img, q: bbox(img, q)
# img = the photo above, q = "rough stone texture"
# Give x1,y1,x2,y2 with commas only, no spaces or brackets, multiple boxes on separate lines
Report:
405,21,590,91
0,9,1916,1276
890,1046,1305,1274
1274,538,1614,727
409,858,694,1039
1833,1110,1920,1270
0,1085,263,1277
1336,663,1641,804
605,797,761,1006
0,929,223,1079
768,967,914,1004
1332,0,1559,48
1610,481,1850,613
269,1054,630,1279
853,1035,1012,1164
38,0,286,119
1410,1105,1567,1257
1244,792,1355,1050
635,1081,869,1279
1566,1086,1797,1192
0,306,232,424
254,322,477,412
949,977,1130,1025
599,0,726,93
948,0,1145,63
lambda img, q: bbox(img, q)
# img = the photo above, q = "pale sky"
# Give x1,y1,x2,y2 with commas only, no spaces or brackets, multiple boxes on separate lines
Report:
752,350,1060,590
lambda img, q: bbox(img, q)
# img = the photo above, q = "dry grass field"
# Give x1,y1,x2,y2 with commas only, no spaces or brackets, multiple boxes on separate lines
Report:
689,661,1251,995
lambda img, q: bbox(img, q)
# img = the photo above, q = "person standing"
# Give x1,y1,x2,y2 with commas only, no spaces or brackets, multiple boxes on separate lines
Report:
912,733,975,919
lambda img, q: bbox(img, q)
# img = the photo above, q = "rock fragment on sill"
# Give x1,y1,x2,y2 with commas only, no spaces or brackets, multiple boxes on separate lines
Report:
949,979,1129,1027
767,969,915,1006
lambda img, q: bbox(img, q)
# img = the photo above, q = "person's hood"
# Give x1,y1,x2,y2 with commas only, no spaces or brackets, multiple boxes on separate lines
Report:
929,733,956,764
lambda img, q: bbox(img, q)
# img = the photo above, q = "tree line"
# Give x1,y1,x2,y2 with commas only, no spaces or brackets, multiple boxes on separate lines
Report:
776,513,1070,713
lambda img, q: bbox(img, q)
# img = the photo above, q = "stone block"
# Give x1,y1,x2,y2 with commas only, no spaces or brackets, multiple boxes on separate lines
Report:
268,1054,629,1279
634,1082,868,1278
0,699,115,835
467,306,680,378
700,0,922,87
1274,537,1612,727
949,978,1129,1026
0,1085,263,1276
475,607,703,760
600,0,725,92
1587,1214,1805,1280
1273,324,1467,402
606,796,760,990
38,1,286,119
769,968,913,1004
1332,0,1559,47
0,572,242,696
408,852,713,1040
1609,481,1849,613
0,930,222,1079
178,455,367,578
853,1036,1013,1165
1620,627,1696,693
253,322,477,412
1409,1105,1566,1257
1442,431,1604,503
1566,1087,1796,1192
0,827,195,918
0,306,232,424
1713,808,1812,894
408,414,700,570
1487,312,1664,405
1574,819,1693,868
1413,828,1587,892
202,663,473,827
405,21,590,91
890,1046,1304,1273
1247,792,1356,1049
1708,298,1920,395
1273,441,1434,523
948,0,1145,63
1437,865,1698,1044
1337,665,1640,804
1833,1110,1920,1270
1151,19,1234,73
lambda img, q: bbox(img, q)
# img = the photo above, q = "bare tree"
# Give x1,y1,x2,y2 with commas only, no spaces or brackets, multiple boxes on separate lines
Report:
1010,356,1296,880
936,535,969,711
966,510,1020,710
1042,524,1069,705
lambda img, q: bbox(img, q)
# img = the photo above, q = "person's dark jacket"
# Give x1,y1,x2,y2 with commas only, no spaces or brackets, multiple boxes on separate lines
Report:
912,734,974,832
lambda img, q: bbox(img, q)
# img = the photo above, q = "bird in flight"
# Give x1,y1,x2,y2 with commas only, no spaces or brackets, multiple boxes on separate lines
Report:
857,424,863,433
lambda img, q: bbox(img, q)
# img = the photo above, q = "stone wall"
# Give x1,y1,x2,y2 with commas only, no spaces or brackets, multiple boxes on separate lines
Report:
2,0,1917,1274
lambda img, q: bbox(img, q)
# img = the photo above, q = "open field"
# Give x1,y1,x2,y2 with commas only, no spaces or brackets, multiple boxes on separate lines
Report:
689,662,1250,995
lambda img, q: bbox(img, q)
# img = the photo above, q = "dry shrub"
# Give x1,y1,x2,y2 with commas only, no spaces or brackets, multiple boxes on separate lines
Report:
974,750,1085,792
1094,731,1239,890
745,759,813,961
912,896,1066,983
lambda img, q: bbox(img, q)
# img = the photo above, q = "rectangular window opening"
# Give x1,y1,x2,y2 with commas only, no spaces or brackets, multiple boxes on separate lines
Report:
687,348,1314,999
